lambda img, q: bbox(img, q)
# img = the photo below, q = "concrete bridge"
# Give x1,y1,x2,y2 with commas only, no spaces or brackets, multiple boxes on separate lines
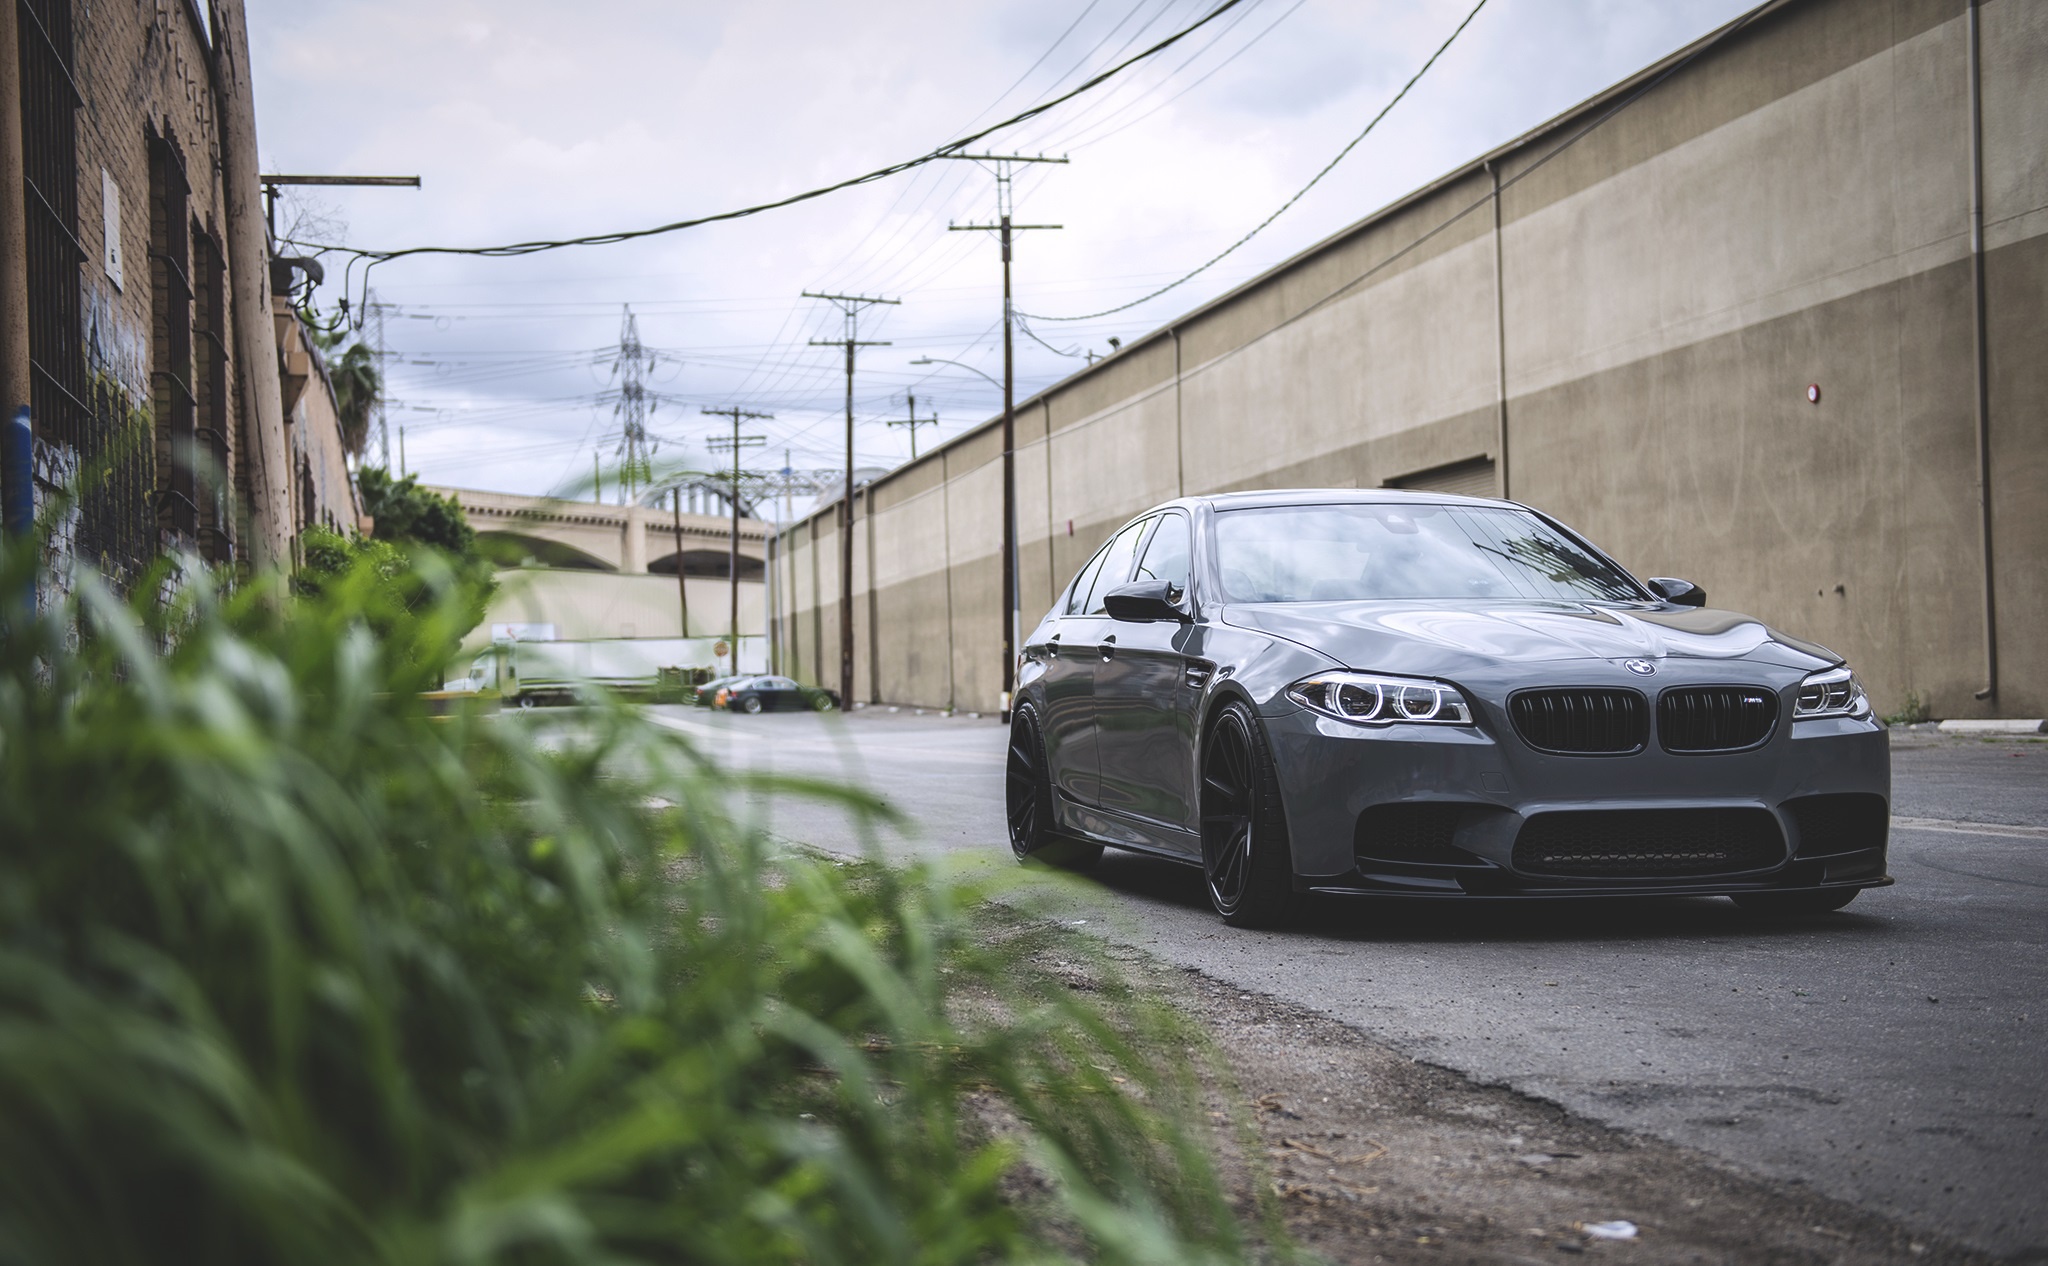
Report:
429,485,767,579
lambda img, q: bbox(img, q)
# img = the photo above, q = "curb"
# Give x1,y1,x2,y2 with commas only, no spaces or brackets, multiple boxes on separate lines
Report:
1936,718,2048,735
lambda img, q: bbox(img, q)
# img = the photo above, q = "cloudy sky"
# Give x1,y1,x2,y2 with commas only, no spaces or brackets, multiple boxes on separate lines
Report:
250,0,1752,515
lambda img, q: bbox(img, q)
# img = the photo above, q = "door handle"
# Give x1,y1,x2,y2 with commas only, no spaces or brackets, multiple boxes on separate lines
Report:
1100,635,1117,661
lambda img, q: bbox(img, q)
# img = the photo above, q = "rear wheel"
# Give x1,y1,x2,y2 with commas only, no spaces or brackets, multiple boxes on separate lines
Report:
1006,705,1101,871
1200,701,1298,927
740,695,764,714
1730,888,1861,915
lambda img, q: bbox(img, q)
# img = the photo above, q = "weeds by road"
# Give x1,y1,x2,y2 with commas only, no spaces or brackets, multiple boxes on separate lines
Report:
0,546,1265,1265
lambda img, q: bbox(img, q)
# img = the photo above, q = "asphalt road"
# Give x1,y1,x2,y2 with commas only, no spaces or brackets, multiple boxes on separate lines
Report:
646,705,2047,1258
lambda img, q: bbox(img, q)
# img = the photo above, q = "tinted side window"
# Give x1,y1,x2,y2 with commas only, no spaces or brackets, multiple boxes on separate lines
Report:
1133,512,1191,599
1063,545,1111,616
1083,519,1153,615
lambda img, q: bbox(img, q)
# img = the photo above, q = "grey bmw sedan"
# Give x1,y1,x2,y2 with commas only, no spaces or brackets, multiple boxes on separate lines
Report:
1006,490,1890,927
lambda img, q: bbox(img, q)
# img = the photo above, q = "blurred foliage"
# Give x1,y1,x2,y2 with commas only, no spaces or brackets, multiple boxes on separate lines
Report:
359,468,479,560
298,526,493,646
0,539,1258,1265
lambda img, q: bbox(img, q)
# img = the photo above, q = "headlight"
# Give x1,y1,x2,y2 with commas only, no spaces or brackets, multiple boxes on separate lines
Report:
1793,666,1870,720
1287,671,1474,726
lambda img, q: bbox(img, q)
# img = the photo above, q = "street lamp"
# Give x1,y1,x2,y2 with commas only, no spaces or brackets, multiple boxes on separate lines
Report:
909,356,1003,391
911,354,1023,720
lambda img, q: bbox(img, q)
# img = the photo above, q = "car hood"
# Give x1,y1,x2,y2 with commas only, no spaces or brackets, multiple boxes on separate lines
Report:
1220,599,1841,678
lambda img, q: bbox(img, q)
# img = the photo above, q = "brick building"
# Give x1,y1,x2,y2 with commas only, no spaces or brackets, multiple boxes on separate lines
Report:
2,0,356,590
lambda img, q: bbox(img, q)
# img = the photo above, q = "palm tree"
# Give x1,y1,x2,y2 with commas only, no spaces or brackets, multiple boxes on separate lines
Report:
328,342,379,461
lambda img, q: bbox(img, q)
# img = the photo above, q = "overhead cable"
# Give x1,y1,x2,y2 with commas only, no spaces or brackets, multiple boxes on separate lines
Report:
287,0,1248,280
1018,0,1489,322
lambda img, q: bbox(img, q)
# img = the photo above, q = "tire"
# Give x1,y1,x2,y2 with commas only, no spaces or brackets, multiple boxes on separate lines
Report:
813,694,837,712
1005,705,1102,871
516,694,537,710
1730,887,1861,915
1200,700,1298,927
740,695,764,715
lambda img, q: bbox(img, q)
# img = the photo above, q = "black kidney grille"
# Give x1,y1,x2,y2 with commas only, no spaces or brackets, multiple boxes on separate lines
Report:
1509,689,1648,754
1659,686,1778,752
1513,808,1785,878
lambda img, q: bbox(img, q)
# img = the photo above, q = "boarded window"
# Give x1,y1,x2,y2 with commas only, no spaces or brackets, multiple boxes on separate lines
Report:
192,227,234,563
1385,456,1498,500
148,127,196,543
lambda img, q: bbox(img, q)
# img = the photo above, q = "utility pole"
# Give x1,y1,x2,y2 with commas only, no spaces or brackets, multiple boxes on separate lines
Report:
612,305,655,503
703,406,770,661
944,152,1065,720
671,486,690,637
367,293,390,470
803,290,898,709
888,392,938,461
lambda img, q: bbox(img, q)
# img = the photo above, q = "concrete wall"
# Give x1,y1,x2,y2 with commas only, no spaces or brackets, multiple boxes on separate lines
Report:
776,0,2047,721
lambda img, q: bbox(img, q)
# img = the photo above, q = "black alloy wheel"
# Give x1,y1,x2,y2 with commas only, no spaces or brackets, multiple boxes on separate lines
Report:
1730,887,1860,915
1006,705,1101,870
1200,701,1297,927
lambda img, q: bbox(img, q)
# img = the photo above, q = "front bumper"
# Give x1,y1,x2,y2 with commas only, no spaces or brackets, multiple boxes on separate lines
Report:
1262,702,1891,898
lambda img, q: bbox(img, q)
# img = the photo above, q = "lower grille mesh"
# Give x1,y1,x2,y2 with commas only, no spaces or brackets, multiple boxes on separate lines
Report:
1355,802,1473,866
1513,808,1784,878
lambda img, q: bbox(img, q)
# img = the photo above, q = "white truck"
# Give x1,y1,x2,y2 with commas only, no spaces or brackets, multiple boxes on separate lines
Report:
465,637,767,707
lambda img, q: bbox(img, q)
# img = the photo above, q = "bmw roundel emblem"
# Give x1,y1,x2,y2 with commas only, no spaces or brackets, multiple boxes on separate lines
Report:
1624,659,1657,676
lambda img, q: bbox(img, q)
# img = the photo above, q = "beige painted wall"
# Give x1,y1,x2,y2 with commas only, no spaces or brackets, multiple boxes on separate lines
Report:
480,567,762,644
778,0,2046,719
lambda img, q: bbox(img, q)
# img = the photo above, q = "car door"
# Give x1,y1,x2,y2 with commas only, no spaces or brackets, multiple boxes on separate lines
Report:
1092,509,1201,850
1039,518,1151,810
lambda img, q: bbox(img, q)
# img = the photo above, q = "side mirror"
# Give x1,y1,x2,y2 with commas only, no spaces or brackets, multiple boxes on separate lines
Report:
1102,578,1191,623
1648,577,1707,608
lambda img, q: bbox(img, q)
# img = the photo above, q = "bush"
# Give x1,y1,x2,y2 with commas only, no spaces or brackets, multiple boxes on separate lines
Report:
358,468,478,559
0,542,1251,1265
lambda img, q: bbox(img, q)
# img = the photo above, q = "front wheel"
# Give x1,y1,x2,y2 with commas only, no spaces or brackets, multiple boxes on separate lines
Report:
812,693,837,712
1006,705,1101,871
1730,888,1861,915
1200,701,1298,927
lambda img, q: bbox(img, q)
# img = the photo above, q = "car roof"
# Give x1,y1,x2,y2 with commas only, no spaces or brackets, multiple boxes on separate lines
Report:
1180,487,1520,512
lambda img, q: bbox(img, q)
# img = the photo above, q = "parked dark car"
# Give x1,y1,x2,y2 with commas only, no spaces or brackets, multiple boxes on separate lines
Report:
1007,490,1890,927
693,674,753,708
719,675,839,714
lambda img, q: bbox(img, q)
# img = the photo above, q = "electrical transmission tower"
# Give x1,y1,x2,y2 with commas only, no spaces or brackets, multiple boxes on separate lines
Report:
803,290,898,708
888,393,938,460
703,405,770,652
944,152,1065,719
611,305,656,503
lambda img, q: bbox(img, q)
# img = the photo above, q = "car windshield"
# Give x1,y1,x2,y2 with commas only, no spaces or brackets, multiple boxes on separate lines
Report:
1213,502,1646,604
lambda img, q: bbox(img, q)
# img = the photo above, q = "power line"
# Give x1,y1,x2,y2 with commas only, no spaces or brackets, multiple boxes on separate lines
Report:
287,0,1250,309
1020,0,1490,322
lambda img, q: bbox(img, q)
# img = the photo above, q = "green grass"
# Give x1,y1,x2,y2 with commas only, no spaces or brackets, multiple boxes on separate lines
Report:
0,544,1259,1265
